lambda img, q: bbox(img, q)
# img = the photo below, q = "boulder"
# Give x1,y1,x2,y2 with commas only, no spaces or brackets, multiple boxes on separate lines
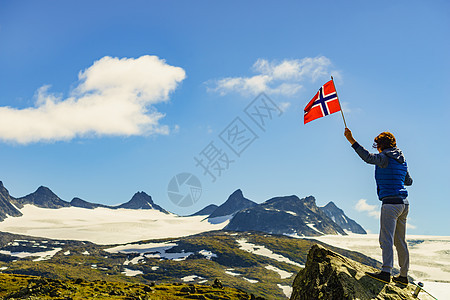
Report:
291,244,420,300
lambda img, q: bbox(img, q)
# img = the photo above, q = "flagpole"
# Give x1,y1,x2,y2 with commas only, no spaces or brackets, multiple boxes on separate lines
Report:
331,76,348,128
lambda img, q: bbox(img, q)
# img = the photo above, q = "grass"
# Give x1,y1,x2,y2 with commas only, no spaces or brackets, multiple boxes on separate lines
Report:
0,273,254,299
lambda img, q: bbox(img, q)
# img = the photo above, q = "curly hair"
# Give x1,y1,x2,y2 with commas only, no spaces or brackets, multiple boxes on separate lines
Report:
373,132,396,151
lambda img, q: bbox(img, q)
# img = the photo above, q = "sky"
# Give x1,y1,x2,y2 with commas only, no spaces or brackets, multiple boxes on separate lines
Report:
0,0,449,236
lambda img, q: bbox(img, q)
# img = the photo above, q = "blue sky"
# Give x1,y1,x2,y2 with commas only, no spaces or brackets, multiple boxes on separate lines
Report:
0,0,449,235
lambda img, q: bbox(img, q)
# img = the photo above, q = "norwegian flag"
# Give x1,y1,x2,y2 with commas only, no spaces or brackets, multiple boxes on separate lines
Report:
304,80,342,124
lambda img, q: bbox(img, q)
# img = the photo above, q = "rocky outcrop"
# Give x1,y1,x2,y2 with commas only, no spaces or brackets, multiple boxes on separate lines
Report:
291,244,419,300
320,201,366,234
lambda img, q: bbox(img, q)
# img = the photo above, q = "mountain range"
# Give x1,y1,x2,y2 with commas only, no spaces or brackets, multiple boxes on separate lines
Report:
225,195,346,236
0,181,366,238
0,181,168,221
194,189,365,236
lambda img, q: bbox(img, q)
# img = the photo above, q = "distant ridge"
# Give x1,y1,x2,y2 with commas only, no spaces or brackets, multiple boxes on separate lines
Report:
0,181,169,221
70,197,109,209
190,204,219,216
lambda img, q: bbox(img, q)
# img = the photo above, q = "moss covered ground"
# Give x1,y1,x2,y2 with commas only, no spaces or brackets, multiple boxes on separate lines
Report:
0,230,380,299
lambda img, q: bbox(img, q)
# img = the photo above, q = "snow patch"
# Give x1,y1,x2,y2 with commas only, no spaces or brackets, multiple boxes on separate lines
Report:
0,248,62,261
0,205,227,244
199,249,217,260
306,223,324,235
243,277,259,283
417,281,449,300
181,275,204,282
284,233,306,239
207,214,233,225
106,242,193,261
285,211,298,216
225,270,241,276
124,256,145,265
236,239,303,267
277,284,292,298
265,265,293,279
122,268,143,277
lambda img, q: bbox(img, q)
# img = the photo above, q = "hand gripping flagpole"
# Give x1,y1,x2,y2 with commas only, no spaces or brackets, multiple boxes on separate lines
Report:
331,76,348,128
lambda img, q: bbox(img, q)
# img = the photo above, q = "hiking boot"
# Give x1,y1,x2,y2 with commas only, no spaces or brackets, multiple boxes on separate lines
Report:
365,271,391,283
392,275,408,285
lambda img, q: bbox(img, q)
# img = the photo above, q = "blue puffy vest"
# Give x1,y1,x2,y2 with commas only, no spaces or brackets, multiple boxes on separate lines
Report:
375,156,408,200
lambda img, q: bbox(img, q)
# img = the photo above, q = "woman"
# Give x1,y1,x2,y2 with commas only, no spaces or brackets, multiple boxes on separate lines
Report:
344,128,413,285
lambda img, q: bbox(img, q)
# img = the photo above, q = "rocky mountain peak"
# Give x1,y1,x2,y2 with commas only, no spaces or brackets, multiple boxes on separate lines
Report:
320,201,367,234
129,191,153,206
34,186,57,197
208,189,256,219
290,244,418,300
0,181,9,195
13,185,70,209
0,181,22,221
323,201,338,209
117,191,168,213
301,195,319,212
230,189,243,197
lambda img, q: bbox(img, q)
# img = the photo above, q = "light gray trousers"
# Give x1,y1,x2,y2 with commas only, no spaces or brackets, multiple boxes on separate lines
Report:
379,203,410,276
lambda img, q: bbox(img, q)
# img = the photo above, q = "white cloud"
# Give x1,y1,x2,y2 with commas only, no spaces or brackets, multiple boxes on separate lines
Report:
279,102,291,112
355,199,380,219
0,55,186,144
355,199,416,230
207,56,336,97
407,223,417,229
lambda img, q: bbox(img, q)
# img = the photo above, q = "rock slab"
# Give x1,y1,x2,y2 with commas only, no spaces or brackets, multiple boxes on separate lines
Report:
290,244,420,300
